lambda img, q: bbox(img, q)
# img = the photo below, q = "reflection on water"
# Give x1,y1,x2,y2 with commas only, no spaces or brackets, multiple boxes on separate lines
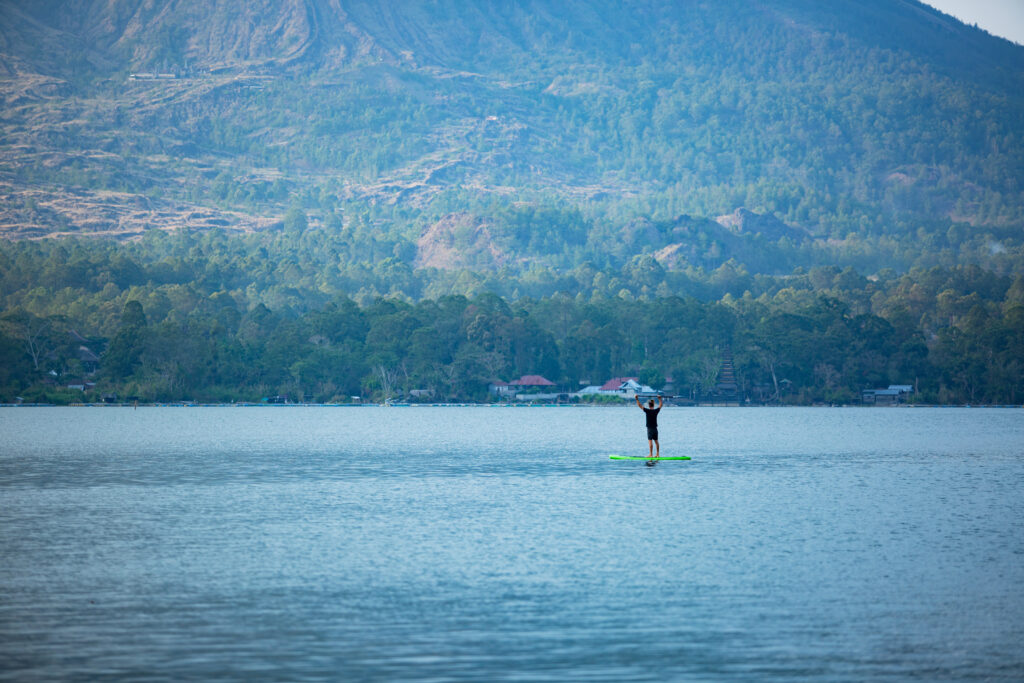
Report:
1,407,1022,680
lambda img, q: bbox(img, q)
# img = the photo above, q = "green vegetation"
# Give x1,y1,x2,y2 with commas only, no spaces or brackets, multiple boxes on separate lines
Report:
2,1,1022,241
2,235,1022,405
1,1,1022,405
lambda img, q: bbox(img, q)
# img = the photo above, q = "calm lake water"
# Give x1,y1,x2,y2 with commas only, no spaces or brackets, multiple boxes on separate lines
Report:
1,406,1022,681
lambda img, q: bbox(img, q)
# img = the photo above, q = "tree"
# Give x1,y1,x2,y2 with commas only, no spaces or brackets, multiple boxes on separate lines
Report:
103,301,148,379
284,207,309,233
374,363,401,402
638,363,665,391
0,309,58,372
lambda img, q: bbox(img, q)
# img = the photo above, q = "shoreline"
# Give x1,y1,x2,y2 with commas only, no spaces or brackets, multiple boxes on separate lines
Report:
3,402,1022,409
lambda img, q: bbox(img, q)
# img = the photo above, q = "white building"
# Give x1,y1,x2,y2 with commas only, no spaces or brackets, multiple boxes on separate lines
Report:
576,377,656,399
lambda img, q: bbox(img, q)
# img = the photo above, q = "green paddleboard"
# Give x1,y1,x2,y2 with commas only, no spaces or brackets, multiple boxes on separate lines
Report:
609,455,691,460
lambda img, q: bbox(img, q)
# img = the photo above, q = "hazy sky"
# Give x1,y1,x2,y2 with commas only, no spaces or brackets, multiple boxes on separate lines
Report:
922,0,1024,45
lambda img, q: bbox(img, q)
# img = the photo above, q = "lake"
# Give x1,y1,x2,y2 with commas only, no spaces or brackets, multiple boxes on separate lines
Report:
1,406,1022,680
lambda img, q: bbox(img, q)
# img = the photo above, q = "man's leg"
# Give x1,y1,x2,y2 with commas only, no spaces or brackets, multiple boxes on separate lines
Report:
648,439,654,457
654,439,660,458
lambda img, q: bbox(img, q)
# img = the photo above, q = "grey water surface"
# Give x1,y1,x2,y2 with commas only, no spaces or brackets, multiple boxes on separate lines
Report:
1,406,1022,681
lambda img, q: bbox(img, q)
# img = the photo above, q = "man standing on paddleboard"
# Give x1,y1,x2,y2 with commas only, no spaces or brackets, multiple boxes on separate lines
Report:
636,395,662,458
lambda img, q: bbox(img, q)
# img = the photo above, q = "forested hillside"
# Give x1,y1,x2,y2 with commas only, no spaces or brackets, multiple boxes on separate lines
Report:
2,0,1022,242
0,0,1022,404
2,235,1022,405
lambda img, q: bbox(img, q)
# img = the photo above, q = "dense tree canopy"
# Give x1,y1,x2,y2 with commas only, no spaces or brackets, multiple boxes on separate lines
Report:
2,235,1021,405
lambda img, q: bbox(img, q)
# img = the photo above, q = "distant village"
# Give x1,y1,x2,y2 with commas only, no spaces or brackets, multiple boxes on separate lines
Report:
488,375,664,404
485,375,914,407
21,329,918,407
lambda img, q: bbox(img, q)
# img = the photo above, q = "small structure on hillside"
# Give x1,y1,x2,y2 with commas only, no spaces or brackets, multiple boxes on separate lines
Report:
129,73,178,81
709,348,741,404
69,330,106,374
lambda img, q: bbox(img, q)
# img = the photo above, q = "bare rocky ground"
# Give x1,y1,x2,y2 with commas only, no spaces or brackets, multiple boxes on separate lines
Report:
0,180,277,240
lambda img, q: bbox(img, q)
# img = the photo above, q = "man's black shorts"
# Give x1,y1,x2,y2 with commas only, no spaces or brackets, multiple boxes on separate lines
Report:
647,427,659,441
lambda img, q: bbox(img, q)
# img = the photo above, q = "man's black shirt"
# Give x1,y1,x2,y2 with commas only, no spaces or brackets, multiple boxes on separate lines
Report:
643,406,660,428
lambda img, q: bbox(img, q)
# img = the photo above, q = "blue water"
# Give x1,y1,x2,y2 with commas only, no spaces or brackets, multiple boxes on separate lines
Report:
1,406,1022,680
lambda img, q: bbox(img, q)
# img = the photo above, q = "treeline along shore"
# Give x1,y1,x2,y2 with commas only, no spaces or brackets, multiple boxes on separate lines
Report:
2,237,1022,406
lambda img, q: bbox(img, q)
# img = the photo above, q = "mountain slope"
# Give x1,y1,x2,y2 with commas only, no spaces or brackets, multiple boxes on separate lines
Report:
0,0,1021,275
7,1,1021,81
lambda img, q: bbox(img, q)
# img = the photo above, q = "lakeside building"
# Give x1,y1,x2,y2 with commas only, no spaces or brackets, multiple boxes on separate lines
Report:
576,377,657,399
488,381,513,397
491,374,665,402
489,375,557,400
511,375,556,389
862,384,914,405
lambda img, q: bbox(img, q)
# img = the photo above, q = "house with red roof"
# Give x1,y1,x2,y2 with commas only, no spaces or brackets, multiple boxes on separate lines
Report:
599,377,638,392
510,375,556,387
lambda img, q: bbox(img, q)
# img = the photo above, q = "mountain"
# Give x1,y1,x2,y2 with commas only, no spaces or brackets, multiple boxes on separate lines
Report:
0,0,1022,276
2,1,1024,405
